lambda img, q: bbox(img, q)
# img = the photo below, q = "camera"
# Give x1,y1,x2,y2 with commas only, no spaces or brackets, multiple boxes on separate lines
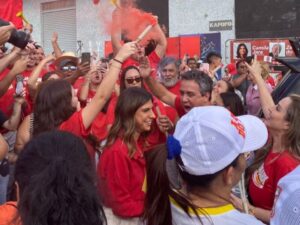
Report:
0,18,30,49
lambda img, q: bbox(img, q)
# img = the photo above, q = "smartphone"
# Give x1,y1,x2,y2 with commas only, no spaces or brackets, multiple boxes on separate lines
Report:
15,75,24,96
81,52,91,65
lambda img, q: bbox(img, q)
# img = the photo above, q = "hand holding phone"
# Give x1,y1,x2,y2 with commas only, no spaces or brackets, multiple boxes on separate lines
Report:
81,52,91,65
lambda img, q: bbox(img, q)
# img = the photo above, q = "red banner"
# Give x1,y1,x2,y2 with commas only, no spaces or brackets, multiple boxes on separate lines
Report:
230,39,295,63
0,0,23,29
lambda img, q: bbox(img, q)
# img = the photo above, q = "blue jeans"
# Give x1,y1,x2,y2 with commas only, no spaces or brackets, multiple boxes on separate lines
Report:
0,174,9,204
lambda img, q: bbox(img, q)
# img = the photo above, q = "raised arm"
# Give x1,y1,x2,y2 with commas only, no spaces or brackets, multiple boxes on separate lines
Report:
78,67,94,102
246,59,275,118
0,47,20,73
81,42,138,128
51,32,63,58
27,55,55,96
152,24,167,59
2,94,25,131
139,56,177,107
0,56,28,97
0,24,14,45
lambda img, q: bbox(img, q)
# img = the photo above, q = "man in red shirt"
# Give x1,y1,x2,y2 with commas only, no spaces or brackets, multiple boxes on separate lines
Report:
140,58,213,117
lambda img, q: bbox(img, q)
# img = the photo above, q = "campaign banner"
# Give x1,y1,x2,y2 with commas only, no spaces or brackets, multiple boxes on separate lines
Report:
230,39,295,63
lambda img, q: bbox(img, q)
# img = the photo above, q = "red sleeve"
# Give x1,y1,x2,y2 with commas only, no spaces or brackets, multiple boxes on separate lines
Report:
174,95,185,117
99,148,144,217
273,154,299,187
59,110,90,138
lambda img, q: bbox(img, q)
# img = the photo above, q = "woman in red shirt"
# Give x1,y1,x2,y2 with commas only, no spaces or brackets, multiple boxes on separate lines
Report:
14,42,138,151
231,59,300,223
98,87,158,224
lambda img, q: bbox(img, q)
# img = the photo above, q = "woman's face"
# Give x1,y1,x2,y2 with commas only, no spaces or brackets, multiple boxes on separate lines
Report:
134,100,155,133
264,97,291,131
239,46,247,57
213,80,228,94
124,68,142,89
91,70,103,85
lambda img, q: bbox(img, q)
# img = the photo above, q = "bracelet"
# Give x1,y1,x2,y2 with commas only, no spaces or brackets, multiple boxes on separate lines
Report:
110,64,121,70
113,58,123,64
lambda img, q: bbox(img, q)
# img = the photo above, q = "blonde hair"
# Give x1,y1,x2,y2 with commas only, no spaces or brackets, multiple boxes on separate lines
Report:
260,61,270,80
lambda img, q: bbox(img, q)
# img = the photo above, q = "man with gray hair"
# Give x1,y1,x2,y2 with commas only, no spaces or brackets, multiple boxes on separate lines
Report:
158,57,181,96
140,57,213,117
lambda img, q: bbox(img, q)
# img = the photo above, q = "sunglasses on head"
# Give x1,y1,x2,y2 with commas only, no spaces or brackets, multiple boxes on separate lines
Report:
61,65,77,71
125,77,142,84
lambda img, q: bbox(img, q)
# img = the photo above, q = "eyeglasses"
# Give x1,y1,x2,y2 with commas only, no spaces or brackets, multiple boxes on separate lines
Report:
125,77,142,84
61,65,77,71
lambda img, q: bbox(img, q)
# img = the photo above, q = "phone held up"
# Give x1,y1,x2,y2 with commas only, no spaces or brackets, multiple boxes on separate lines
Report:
81,52,91,65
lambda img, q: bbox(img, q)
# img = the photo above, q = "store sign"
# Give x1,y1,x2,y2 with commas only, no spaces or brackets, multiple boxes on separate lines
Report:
209,20,233,31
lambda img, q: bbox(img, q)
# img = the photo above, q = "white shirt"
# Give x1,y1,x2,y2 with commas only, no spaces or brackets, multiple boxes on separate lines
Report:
171,199,265,225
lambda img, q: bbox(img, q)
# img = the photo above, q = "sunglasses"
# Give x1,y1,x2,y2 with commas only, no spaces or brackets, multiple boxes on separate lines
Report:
61,65,77,71
125,77,142,84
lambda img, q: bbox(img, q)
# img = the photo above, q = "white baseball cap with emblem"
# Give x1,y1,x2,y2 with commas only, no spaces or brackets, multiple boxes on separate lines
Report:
173,106,268,175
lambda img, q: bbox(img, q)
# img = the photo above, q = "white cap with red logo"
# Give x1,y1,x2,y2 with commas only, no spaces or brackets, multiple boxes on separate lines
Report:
173,106,268,175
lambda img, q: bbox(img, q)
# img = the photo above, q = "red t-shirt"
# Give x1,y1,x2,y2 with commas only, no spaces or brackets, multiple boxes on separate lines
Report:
98,137,146,217
167,81,181,96
59,110,90,138
249,150,300,210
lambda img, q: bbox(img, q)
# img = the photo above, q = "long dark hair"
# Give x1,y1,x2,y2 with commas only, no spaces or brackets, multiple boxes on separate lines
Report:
15,131,105,225
236,43,248,59
143,144,239,225
105,87,152,157
220,92,245,116
33,79,76,136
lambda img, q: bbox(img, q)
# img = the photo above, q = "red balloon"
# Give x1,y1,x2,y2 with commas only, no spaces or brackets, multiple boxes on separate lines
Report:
93,0,100,5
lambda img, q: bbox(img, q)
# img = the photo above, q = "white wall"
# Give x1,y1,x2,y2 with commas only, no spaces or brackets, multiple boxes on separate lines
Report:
169,0,236,61
24,0,236,58
24,0,111,56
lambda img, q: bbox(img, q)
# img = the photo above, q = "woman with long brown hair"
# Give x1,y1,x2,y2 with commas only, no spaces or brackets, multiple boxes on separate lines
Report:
230,59,300,223
98,87,158,225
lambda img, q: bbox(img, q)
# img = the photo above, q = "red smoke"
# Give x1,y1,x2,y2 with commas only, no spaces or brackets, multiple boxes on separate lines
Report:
96,1,160,46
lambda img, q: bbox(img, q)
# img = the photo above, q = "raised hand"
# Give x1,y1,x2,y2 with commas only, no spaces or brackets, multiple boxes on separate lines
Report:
0,24,14,45
11,56,29,75
114,41,138,62
139,56,152,78
51,32,58,43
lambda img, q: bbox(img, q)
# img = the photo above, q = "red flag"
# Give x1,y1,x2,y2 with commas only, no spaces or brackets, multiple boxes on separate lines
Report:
0,0,23,29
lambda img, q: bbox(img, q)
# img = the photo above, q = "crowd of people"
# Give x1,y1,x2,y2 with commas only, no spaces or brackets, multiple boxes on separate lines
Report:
0,7,300,225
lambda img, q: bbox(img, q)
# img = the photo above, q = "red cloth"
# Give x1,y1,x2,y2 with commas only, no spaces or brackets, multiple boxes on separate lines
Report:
98,137,146,217
174,95,185,117
59,110,90,138
0,201,19,225
266,76,276,89
0,0,23,29
166,81,181,96
249,150,300,210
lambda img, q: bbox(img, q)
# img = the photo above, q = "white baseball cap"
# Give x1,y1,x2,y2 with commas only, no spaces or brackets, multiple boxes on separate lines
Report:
271,166,300,225
173,106,268,175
